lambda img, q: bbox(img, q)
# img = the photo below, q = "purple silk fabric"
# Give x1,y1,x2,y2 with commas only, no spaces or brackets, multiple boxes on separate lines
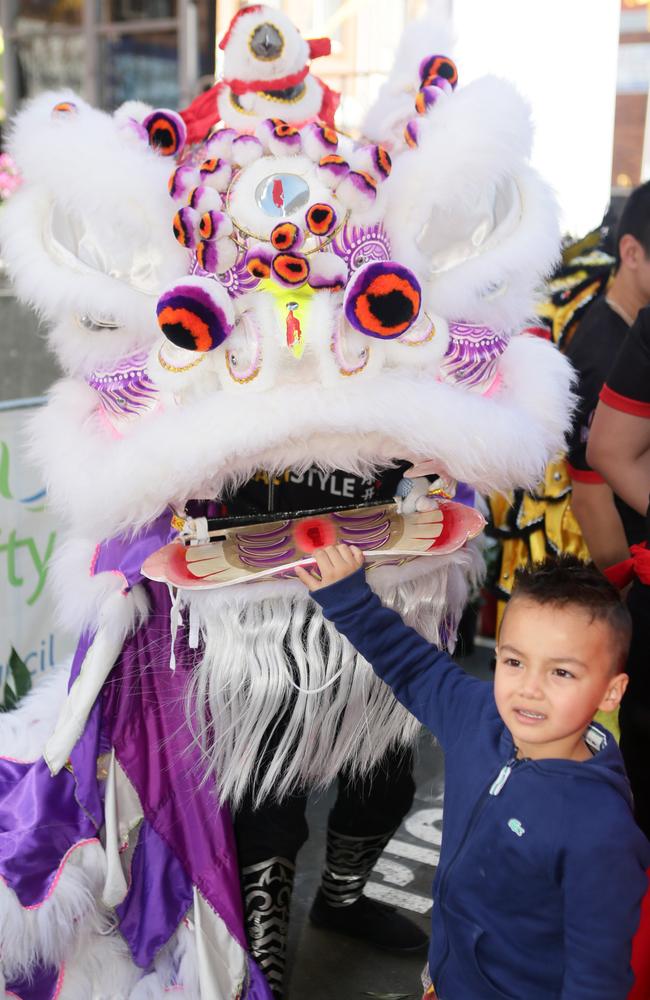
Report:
0,757,96,907
0,628,98,907
7,962,60,1000
454,481,475,509
0,511,269,998
116,818,194,968
92,509,176,591
102,578,247,955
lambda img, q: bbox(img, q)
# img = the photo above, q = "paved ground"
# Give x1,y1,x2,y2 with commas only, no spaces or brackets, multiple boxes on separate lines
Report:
285,644,494,1000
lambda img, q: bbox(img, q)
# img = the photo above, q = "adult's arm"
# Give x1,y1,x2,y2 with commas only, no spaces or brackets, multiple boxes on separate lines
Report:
569,477,631,569
587,402,650,517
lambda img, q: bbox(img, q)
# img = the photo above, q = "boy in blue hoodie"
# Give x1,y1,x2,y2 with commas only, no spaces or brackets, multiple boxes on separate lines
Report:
296,547,650,1000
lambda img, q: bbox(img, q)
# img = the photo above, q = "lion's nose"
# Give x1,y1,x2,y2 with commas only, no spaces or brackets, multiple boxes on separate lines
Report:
344,261,422,339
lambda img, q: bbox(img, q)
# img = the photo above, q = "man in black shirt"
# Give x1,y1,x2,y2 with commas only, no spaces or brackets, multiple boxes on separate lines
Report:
566,181,650,570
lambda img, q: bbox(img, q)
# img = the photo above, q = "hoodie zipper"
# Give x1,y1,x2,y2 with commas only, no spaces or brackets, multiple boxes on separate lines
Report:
432,751,527,994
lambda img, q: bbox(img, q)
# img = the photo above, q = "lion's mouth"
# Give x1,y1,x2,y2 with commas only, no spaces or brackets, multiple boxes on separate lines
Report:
181,498,384,537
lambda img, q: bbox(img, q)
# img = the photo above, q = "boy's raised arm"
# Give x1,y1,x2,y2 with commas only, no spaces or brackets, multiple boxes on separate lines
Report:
296,545,483,749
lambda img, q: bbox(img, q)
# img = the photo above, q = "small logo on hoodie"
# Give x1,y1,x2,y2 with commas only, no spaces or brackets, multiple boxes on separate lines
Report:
508,818,525,837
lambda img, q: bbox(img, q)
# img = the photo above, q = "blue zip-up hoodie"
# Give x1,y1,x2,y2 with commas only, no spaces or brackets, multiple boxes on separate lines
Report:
313,569,650,1000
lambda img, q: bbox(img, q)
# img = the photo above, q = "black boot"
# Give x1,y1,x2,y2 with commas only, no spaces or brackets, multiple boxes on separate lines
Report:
309,827,428,952
241,856,295,999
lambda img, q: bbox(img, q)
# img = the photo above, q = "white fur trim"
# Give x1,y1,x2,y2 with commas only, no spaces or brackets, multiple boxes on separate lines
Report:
0,840,108,980
31,333,574,540
382,76,560,331
0,91,186,374
49,535,149,639
0,661,70,762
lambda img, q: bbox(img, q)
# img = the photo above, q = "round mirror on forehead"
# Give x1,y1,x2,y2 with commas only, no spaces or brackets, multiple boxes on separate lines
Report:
255,173,310,218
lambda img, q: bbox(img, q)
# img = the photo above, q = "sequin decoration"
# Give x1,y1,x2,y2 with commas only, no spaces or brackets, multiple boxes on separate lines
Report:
331,222,392,272
87,351,159,424
438,322,508,392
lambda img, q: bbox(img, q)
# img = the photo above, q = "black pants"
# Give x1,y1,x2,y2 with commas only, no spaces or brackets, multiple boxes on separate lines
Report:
620,577,650,839
234,745,416,867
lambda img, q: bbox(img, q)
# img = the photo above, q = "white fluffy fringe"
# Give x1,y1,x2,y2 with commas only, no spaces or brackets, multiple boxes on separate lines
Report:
0,841,109,980
30,335,575,541
130,923,200,1000
0,660,70,761
187,548,481,807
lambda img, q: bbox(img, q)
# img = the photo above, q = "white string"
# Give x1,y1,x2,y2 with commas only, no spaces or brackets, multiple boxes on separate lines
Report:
189,601,200,649
168,584,183,671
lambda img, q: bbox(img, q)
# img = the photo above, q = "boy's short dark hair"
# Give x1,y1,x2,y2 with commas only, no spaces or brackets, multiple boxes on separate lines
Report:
510,555,632,672
616,180,650,265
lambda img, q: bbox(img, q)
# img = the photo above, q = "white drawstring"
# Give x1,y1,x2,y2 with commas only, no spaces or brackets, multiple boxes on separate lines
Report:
168,585,183,671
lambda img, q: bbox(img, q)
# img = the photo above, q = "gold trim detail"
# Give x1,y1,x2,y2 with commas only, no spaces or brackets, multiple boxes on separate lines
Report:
157,348,206,373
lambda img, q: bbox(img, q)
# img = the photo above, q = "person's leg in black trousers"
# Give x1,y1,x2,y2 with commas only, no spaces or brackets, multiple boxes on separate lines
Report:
234,742,425,997
310,745,427,951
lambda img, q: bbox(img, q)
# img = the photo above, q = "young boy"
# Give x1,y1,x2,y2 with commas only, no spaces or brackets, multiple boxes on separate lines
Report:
296,547,650,1000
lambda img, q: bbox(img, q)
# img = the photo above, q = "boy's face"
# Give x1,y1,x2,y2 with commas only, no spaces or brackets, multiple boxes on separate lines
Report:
494,597,628,761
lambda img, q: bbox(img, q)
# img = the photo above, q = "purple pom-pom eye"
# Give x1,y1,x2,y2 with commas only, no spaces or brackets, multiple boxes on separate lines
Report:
419,55,458,90
168,164,199,200
415,87,444,114
245,246,273,280
196,240,220,273
199,209,232,242
404,119,419,149
172,206,201,249
231,134,264,166
156,278,234,352
206,127,237,158
257,118,302,156
317,154,350,188
301,122,339,161
143,109,187,156
344,261,422,339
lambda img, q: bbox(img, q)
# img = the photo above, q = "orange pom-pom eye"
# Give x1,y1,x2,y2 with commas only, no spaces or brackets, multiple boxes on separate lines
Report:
172,207,198,249
156,281,233,352
143,111,186,156
245,254,272,279
157,306,212,351
344,262,421,339
271,119,300,138
52,101,77,116
375,147,392,178
306,203,337,236
271,222,300,250
272,253,310,287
